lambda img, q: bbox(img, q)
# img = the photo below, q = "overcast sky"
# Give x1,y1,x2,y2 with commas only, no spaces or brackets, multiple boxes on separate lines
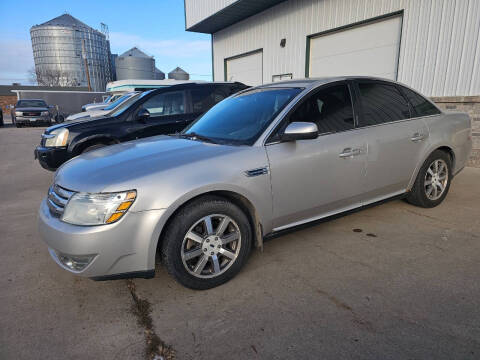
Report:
0,0,212,85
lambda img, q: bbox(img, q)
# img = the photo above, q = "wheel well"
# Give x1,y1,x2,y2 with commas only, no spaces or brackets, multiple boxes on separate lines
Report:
156,191,263,255
75,137,118,155
437,146,455,170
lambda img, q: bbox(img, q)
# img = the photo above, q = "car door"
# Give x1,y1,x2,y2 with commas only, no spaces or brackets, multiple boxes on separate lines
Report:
353,80,430,202
137,90,188,137
266,82,368,230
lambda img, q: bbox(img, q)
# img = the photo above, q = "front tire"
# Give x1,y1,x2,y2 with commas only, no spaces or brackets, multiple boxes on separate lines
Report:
406,150,452,208
162,196,252,290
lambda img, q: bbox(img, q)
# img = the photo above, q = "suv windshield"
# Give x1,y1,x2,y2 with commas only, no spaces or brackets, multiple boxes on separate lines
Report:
108,92,149,117
183,87,302,145
17,100,47,107
103,93,137,111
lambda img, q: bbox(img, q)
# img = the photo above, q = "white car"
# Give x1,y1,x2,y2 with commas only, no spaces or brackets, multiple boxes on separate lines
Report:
81,94,123,112
66,92,139,121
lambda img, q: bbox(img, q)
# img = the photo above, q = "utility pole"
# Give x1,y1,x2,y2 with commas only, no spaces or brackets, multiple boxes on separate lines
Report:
82,39,92,91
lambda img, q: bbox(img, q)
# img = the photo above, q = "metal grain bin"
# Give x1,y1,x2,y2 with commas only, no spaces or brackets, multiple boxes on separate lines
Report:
30,14,113,92
115,47,155,80
168,67,189,80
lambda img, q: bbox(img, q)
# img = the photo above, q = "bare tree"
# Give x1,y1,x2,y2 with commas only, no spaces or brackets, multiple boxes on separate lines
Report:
27,67,80,87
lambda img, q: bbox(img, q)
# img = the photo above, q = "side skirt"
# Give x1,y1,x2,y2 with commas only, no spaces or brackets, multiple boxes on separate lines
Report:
263,193,407,242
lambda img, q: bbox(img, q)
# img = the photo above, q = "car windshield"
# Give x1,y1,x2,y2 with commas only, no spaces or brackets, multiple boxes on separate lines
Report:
17,100,47,107
108,92,149,117
182,87,302,145
103,93,136,111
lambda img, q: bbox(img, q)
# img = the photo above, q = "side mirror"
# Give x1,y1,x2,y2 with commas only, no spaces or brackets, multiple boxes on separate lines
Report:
281,122,319,141
136,108,150,121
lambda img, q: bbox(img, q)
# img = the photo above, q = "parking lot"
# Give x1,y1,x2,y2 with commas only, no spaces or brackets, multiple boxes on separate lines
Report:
1,123,479,360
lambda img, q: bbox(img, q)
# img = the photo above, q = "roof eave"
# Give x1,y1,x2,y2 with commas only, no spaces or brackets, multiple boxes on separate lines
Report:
185,0,287,34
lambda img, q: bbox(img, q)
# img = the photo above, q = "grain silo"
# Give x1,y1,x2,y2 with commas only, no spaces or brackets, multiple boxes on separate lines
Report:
115,47,156,80
155,68,165,80
168,67,189,80
30,14,113,91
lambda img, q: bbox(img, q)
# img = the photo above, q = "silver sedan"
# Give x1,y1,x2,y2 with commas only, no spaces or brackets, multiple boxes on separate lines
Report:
38,77,472,289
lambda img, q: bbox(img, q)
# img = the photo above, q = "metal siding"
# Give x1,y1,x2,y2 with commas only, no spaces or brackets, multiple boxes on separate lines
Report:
185,0,238,29
212,0,480,96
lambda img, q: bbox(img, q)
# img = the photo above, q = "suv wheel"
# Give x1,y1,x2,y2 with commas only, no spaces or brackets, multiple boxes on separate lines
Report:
406,150,452,208
162,196,252,289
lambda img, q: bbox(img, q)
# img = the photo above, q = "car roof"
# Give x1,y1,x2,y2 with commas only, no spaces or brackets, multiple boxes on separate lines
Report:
17,98,46,101
259,76,401,89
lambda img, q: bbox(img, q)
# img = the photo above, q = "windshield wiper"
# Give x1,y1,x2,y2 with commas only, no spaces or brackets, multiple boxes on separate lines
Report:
177,132,217,144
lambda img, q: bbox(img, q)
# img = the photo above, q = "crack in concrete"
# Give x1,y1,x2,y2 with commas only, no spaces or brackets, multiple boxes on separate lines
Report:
126,279,175,360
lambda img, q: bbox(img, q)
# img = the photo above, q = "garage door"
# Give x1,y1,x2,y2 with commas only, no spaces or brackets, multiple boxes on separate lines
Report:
225,50,263,86
308,15,402,80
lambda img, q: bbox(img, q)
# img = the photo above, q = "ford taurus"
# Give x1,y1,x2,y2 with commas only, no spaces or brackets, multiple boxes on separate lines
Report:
38,77,472,289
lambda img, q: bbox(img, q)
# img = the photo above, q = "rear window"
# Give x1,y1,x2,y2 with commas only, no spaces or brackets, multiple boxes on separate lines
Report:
400,86,441,117
357,82,410,127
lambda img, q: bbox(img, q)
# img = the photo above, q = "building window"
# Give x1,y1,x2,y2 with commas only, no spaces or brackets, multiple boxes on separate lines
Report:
272,73,293,82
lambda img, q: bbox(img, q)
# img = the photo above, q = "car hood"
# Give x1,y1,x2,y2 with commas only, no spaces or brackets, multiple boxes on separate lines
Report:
55,136,257,194
66,109,107,121
15,107,49,112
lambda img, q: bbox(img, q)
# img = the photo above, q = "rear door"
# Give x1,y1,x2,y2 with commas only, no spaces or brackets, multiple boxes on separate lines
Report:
266,82,367,230
138,90,188,137
354,80,430,201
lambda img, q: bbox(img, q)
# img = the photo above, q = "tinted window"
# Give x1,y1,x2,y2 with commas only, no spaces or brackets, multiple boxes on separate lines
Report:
142,91,185,116
401,86,441,117
17,100,47,107
358,82,410,126
191,87,230,113
184,88,301,145
289,84,354,134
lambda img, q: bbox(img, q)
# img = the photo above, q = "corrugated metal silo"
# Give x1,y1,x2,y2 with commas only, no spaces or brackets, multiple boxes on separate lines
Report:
115,47,155,80
168,67,190,80
30,14,113,91
155,68,165,80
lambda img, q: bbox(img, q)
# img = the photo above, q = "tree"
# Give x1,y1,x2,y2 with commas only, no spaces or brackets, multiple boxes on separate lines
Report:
27,67,80,87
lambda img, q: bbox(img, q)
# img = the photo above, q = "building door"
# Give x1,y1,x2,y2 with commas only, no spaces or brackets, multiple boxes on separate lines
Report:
225,50,263,86
307,14,402,80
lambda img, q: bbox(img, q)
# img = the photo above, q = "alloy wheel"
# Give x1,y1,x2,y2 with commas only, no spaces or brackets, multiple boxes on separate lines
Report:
181,214,241,279
424,159,448,201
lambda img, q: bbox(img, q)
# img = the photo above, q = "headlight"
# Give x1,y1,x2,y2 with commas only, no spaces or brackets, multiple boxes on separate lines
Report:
41,111,49,116
15,111,22,116
62,190,136,226
45,128,69,147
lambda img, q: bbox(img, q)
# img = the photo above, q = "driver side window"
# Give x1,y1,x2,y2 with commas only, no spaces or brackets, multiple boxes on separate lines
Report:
141,91,185,116
289,84,354,135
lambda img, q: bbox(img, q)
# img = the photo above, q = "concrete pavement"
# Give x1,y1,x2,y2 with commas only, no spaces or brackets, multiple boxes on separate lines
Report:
1,125,479,359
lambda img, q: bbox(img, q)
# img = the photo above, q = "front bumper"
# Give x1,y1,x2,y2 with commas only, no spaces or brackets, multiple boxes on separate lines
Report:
34,146,69,171
38,198,165,278
16,116,51,125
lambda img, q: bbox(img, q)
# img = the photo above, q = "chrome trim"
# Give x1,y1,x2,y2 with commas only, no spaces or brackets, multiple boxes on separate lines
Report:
47,184,75,217
245,166,269,177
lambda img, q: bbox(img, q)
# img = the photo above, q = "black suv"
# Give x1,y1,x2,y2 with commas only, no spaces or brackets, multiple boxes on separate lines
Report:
35,82,247,170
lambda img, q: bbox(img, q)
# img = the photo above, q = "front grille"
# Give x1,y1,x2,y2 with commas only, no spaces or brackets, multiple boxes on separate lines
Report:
47,184,75,217
22,111,41,117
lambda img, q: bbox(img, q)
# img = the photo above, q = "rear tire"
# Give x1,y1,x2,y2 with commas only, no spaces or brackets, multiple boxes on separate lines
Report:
406,150,452,208
161,195,252,290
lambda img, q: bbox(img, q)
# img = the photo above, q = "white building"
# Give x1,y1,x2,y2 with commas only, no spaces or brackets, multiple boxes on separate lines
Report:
185,0,480,98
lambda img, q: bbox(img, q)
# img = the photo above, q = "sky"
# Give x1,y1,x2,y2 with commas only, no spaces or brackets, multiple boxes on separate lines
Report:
0,0,212,85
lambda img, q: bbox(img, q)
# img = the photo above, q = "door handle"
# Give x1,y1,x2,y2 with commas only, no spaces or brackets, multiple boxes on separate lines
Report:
411,133,427,142
339,148,361,158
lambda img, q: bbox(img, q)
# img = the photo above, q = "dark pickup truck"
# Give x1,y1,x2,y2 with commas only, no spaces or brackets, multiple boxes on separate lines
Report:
12,99,53,127
34,82,248,170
